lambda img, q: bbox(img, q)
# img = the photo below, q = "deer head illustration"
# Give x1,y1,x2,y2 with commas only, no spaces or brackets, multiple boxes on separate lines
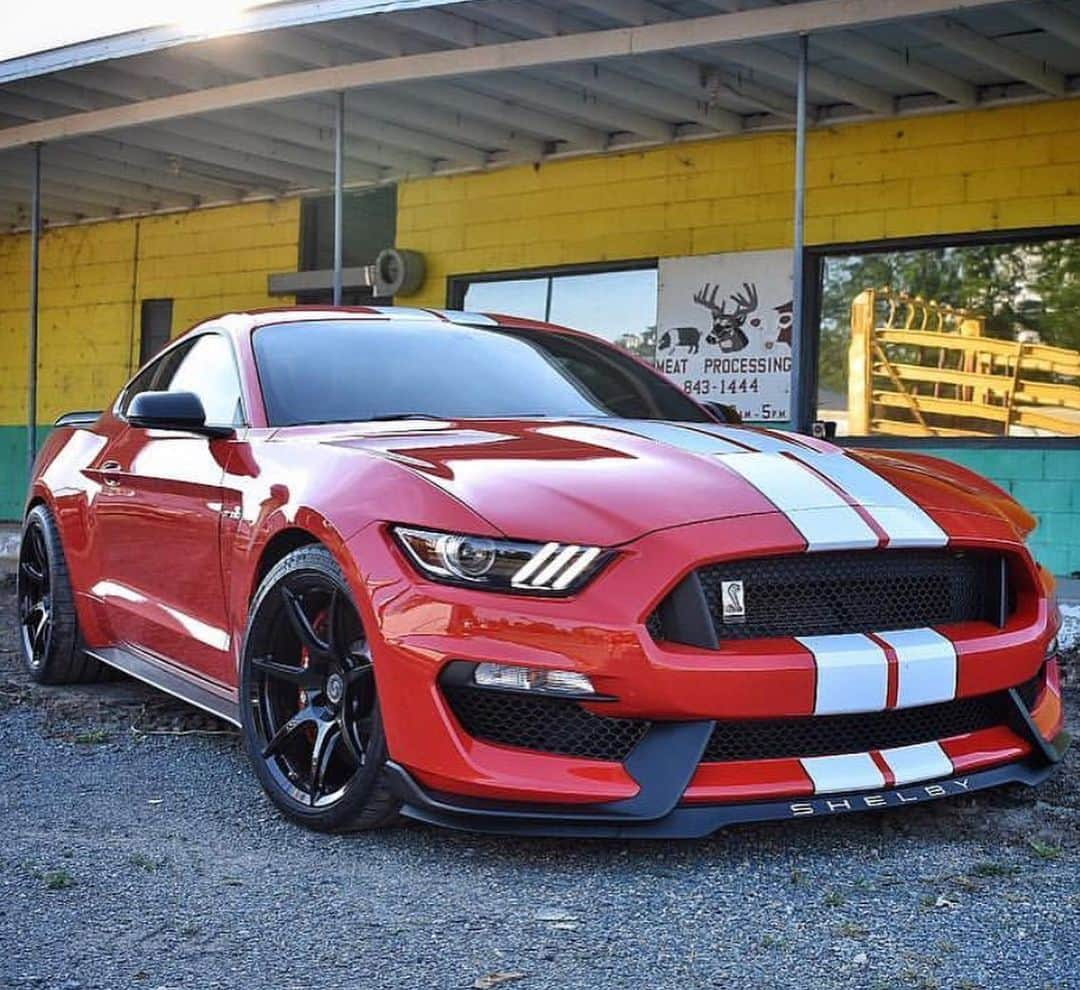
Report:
693,282,758,353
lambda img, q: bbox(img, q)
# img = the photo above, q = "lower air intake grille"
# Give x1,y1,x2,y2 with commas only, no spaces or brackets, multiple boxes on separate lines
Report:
443,686,650,761
659,549,1004,644
702,680,1037,763
443,675,1040,764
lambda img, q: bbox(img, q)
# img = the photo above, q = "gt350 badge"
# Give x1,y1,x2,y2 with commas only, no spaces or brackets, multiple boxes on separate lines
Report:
789,778,972,816
721,580,745,623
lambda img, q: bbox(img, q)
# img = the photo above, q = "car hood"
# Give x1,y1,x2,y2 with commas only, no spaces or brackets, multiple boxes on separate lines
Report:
313,418,1028,547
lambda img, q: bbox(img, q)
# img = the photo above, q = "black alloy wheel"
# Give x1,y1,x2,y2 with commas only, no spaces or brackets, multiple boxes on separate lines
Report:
240,545,400,831
16,504,103,684
18,520,52,673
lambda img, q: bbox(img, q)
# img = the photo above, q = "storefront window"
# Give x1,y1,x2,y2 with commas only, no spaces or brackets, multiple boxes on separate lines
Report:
457,265,658,361
816,234,1080,438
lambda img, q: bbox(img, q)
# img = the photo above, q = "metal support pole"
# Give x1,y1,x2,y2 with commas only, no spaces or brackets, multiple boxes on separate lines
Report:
332,91,345,306
790,33,809,433
27,142,41,477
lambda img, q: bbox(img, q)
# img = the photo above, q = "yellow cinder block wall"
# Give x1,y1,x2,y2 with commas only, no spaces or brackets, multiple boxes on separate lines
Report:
398,98,1080,307
0,199,299,425
0,199,298,517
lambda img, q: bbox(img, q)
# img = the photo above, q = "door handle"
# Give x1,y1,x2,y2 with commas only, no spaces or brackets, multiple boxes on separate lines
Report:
101,460,122,486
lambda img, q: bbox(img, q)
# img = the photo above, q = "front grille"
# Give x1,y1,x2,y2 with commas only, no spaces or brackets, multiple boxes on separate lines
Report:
703,681,1036,762
656,549,1004,644
443,686,650,761
443,675,1040,764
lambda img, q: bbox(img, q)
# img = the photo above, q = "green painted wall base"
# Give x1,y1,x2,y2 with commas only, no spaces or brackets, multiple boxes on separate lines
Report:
914,446,1080,580
0,425,35,521
1,425,1076,576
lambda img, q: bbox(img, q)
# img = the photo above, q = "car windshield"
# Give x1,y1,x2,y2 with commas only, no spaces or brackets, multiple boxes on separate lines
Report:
253,319,710,427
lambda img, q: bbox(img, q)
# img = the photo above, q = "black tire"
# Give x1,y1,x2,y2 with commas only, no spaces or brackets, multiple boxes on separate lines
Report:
17,503,105,684
239,544,401,832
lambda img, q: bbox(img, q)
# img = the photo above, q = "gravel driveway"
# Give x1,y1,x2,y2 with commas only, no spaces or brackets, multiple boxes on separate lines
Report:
0,576,1076,990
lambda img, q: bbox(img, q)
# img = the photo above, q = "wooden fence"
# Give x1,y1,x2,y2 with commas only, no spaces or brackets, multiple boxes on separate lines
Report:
848,288,1080,437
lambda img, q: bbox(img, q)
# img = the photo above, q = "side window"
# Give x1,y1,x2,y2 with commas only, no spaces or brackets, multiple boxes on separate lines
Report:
120,341,193,415
167,334,244,426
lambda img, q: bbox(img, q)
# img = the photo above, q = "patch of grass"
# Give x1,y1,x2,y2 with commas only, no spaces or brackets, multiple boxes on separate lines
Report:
823,890,845,908
129,853,159,872
1027,838,1062,861
789,867,805,886
759,933,782,949
41,869,75,891
919,894,937,909
972,861,1019,878
835,921,869,938
73,728,111,745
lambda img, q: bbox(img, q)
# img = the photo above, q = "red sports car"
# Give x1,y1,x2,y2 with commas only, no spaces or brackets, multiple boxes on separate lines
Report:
19,307,1069,835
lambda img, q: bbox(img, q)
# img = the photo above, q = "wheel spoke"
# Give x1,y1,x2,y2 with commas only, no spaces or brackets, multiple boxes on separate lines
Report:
20,560,43,584
251,655,322,688
344,663,373,687
309,722,341,805
30,608,49,658
30,527,48,578
261,703,321,759
326,588,352,662
281,587,330,657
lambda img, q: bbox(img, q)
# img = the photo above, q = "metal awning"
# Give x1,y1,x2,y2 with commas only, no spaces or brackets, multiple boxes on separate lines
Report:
1,0,1078,229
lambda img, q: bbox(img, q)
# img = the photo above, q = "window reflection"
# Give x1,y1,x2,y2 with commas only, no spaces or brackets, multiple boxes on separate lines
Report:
817,237,1080,438
462,267,658,362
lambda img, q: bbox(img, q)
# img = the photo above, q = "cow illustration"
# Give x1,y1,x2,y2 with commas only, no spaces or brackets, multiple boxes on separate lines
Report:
657,326,701,355
693,281,759,353
767,300,793,350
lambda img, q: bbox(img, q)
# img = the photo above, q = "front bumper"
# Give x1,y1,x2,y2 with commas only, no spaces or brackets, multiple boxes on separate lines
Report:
344,518,1066,829
385,701,1070,837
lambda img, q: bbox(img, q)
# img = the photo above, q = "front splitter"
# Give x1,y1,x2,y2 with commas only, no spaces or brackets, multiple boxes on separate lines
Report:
385,735,1069,839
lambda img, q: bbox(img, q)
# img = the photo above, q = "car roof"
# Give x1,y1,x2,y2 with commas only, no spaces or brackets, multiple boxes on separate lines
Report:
182,305,591,345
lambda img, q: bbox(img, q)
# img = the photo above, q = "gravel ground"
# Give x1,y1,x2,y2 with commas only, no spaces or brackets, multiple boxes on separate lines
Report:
0,576,1077,990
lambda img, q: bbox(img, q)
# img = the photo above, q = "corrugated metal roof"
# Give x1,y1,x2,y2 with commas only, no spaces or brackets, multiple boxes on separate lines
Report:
0,0,1076,230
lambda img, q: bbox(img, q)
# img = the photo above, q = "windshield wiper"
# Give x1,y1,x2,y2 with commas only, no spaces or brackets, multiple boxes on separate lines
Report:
366,413,446,422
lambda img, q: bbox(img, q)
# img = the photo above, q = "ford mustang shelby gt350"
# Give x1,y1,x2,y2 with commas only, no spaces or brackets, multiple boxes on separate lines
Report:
19,307,1069,835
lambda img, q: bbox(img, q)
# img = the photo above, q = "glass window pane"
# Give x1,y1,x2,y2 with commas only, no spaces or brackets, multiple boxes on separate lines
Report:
463,277,549,321
253,320,708,426
168,335,243,426
548,269,658,360
817,237,1080,438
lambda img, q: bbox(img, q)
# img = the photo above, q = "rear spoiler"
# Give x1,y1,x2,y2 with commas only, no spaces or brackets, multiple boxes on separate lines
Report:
54,410,101,428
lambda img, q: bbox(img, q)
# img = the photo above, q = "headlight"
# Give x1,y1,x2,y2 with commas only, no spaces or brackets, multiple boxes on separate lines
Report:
392,526,611,594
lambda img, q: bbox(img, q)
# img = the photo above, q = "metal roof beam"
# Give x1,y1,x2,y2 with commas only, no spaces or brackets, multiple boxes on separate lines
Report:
909,17,1068,96
386,6,697,135
1015,2,1080,51
401,82,607,147
697,0,977,105
716,44,895,114
812,31,977,105
472,74,672,141
0,0,1020,151
0,156,195,210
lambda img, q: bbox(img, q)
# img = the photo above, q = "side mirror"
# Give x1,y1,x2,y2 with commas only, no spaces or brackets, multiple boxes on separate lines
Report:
127,391,234,439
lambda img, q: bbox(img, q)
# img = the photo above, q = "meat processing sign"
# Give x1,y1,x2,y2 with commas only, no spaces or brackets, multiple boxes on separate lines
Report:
656,250,794,422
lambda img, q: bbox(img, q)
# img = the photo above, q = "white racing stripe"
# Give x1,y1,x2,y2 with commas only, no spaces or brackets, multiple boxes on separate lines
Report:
879,741,953,786
798,634,889,714
600,419,746,455
717,452,879,552
876,627,958,708
692,424,947,548
801,753,885,794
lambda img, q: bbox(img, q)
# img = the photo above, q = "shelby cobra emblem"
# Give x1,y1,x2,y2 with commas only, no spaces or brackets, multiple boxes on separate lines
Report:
721,579,746,622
